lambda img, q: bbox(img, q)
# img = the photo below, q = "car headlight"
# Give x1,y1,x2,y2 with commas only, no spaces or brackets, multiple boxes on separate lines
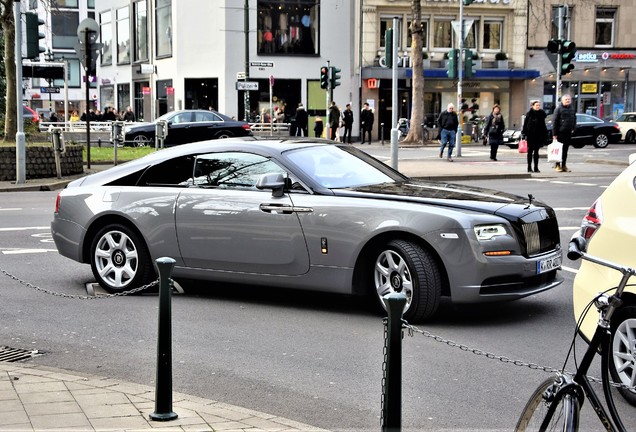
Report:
474,224,507,241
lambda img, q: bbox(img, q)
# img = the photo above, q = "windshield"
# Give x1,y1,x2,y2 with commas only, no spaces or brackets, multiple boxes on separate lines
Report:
284,145,399,188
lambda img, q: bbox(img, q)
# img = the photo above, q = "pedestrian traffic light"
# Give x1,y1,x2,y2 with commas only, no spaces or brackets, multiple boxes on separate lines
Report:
463,0,474,5
384,28,393,67
547,38,560,54
320,66,329,89
560,40,576,76
25,12,45,60
330,66,341,88
447,49,458,79
464,49,474,78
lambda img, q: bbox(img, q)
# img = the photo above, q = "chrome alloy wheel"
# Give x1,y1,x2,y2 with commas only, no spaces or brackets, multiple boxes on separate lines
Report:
613,316,636,393
374,249,413,312
94,230,139,289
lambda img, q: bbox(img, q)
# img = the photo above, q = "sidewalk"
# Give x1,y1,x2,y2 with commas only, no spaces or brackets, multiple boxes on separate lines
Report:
0,361,328,431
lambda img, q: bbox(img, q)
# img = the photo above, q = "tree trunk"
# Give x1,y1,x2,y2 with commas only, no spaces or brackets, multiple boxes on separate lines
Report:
403,0,424,145
2,1,17,141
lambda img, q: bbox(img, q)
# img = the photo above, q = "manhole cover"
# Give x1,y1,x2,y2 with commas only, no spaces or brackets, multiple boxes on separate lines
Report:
0,346,40,362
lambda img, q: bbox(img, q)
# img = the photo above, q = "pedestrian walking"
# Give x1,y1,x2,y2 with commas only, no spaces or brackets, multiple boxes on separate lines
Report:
123,106,136,122
328,101,340,140
483,104,506,161
342,103,354,143
521,100,548,173
314,116,324,138
437,102,459,161
295,103,308,137
360,102,374,144
551,93,577,172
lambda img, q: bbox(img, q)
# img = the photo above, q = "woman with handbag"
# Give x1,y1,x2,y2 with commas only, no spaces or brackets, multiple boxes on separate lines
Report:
521,100,548,173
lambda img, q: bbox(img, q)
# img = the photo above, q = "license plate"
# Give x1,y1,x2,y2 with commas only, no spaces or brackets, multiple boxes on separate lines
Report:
503,137,509,142
537,252,562,274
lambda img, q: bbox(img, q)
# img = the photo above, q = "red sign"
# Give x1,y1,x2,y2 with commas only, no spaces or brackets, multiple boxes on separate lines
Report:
142,86,151,95
367,78,378,89
166,87,174,95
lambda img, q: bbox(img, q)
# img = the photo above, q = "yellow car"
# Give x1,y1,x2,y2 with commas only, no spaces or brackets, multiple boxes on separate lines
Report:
614,112,636,143
573,158,636,406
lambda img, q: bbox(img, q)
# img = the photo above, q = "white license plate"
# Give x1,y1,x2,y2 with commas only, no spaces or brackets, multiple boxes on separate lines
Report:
537,252,562,274
503,137,509,142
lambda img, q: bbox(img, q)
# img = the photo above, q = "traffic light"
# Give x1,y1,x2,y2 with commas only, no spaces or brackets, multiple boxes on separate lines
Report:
87,42,103,76
447,49,458,79
330,66,341,88
384,28,393,66
464,49,474,78
463,0,474,5
560,40,576,76
320,66,329,89
547,38,560,54
25,12,45,59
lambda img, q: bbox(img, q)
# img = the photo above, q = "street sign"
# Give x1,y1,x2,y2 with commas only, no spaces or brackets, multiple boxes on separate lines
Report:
40,86,60,93
236,81,259,91
250,61,274,68
451,19,474,42
237,71,246,80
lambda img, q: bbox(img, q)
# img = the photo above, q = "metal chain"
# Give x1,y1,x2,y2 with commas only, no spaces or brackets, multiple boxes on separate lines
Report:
0,266,159,299
402,321,636,391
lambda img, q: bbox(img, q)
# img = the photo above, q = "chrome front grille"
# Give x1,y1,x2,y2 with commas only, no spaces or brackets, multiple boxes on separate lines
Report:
522,222,541,255
519,216,560,257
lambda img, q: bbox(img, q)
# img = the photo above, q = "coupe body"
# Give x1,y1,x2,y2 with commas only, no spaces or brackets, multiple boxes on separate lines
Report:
52,138,563,321
123,109,252,147
546,113,621,149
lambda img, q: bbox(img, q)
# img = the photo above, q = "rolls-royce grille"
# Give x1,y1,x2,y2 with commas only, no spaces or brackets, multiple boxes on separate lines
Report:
519,217,560,257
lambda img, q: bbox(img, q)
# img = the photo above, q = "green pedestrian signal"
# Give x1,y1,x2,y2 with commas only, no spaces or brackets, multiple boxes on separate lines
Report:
320,66,329,89
447,49,458,79
560,40,576,76
330,66,341,88
384,28,393,66
464,49,474,78
25,12,46,59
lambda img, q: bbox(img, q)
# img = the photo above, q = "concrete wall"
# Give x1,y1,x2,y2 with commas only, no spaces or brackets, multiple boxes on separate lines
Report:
0,146,84,181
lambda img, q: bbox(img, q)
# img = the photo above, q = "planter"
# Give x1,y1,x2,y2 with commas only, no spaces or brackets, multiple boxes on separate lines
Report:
423,59,431,69
497,60,509,69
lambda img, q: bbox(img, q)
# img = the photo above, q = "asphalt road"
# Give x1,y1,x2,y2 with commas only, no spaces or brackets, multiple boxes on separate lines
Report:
1,163,635,431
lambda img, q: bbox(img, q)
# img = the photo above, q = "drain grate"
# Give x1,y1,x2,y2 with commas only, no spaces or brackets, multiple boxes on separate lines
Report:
0,346,40,362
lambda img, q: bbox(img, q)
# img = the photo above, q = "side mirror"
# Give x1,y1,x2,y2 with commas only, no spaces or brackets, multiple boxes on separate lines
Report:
256,172,287,197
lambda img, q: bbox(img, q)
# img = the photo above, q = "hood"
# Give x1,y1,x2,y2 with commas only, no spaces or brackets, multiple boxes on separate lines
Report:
333,180,554,221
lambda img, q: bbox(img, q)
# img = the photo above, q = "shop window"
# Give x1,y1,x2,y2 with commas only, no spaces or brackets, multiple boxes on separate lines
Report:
407,20,428,49
257,0,319,55
53,0,78,8
156,0,172,58
433,20,452,49
117,83,131,114
483,20,501,51
116,7,130,64
53,58,80,88
595,7,616,47
52,11,79,49
134,0,149,62
100,11,112,66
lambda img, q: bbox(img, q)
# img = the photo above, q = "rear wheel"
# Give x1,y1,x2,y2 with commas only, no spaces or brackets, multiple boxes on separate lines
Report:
215,131,234,139
372,240,441,322
90,224,155,293
610,305,636,406
626,130,636,144
132,134,151,147
515,377,579,432
593,133,609,148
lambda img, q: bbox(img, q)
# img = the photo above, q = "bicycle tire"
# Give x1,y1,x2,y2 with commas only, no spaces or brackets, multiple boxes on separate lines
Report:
515,377,579,432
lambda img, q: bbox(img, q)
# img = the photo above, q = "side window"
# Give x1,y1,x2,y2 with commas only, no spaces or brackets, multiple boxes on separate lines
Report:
194,111,215,122
192,152,286,190
135,155,196,186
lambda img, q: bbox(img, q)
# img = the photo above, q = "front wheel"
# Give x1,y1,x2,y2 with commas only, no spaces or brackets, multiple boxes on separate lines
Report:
372,240,441,322
90,224,155,293
515,377,579,432
625,130,636,144
593,133,609,148
132,134,151,147
610,305,636,406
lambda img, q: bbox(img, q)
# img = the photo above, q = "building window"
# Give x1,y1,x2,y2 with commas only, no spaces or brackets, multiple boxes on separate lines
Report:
116,6,130,64
407,20,428,49
550,6,571,39
100,11,112,66
464,19,478,49
54,58,80,88
134,0,148,62
380,17,402,48
257,0,319,55
156,0,172,57
53,0,78,8
595,7,616,47
117,83,131,113
433,19,452,49
52,11,79,49
87,0,95,8
483,20,502,51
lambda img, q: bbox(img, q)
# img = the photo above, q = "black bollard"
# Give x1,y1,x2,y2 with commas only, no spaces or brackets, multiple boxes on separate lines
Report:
149,257,178,421
381,292,406,432
381,122,385,144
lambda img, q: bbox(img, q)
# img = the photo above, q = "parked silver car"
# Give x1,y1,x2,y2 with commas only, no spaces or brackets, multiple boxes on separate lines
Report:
51,138,563,321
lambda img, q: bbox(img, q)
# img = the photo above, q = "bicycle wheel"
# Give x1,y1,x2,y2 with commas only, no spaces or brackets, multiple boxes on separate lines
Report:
516,377,579,432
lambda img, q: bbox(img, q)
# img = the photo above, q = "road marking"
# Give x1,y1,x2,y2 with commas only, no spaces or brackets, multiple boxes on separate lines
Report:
0,208,22,211
559,226,581,231
561,265,578,274
552,207,589,211
0,226,49,232
2,248,57,255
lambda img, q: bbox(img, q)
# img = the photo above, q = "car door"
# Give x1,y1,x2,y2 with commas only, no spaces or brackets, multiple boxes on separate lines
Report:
573,114,596,146
191,111,220,141
175,151,310,275
165,112,195,145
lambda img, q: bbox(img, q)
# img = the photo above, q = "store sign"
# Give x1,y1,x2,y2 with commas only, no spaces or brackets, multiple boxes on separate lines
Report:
575,52,636,63
581,83,598,93
379,55,413,68
367,78,379,88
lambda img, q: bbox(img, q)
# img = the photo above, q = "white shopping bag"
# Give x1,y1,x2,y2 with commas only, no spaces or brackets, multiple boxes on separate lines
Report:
547,140,563,163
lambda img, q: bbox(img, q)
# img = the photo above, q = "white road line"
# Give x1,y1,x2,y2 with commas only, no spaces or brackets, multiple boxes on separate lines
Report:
552,207,589,211
559,227,581,231
573,183,597,186
0,208,22,211
2,249,57,254
561,265,578,274
0,226,49,232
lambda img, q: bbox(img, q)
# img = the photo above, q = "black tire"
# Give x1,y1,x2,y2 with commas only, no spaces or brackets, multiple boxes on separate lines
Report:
626,130,636,144
90,224,155,293
372,240,441,322
214,131,234,139
609,305,636,406
132,134,151,147
515,377,579,432
593,133,609,148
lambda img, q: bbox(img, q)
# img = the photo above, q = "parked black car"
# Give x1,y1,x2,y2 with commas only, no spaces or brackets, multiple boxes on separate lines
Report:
123,109,252,147
546,113,621,149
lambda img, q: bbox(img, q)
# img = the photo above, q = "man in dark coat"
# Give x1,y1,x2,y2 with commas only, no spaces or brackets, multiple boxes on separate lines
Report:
551,93,577,172
341,103,354,143
295,103,308,137
521,100,548,173
360,102,374,144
